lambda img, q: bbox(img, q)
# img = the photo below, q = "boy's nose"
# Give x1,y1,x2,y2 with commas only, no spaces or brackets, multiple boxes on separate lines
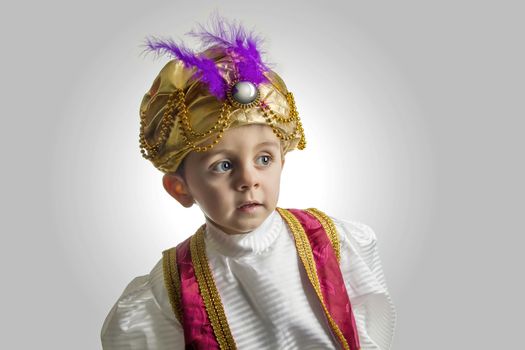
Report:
235,165,259,191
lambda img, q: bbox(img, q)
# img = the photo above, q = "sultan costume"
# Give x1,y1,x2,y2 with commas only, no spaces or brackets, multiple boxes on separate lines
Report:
101,15,397,349
101,209,396,349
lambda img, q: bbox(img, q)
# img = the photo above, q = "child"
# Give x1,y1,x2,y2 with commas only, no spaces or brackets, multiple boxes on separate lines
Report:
101,17,396,350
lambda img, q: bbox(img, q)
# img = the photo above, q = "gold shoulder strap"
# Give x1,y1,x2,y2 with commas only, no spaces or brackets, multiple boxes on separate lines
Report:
162,247,183,324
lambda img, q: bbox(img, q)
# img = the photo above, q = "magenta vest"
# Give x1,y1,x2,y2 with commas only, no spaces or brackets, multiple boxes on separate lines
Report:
162,208,361,350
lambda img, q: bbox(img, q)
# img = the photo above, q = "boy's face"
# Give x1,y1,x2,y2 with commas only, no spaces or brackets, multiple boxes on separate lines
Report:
166,124,285,235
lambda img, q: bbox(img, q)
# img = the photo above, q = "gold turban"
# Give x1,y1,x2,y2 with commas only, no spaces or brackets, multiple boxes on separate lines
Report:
139,46,305,173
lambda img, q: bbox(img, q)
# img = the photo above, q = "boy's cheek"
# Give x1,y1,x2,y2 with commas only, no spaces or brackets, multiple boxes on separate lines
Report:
196,189,228,206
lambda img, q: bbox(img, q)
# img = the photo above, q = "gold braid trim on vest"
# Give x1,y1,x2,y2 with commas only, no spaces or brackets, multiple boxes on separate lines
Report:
162,247,183,323
305,208,341,262
191,226,237,350
276,208,352,350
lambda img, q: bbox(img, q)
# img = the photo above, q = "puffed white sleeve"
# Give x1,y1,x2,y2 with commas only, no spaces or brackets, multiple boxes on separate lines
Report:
100,259,185,350
331,216,397,350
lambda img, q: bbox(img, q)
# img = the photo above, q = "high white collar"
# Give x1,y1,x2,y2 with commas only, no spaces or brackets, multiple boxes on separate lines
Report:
204,210,283,257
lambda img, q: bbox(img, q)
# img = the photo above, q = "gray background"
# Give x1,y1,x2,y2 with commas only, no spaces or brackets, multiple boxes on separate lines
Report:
1,0,523,349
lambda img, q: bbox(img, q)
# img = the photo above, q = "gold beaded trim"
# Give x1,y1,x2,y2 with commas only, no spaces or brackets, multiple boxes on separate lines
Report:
276,208,352,350
139,93,178,160
162,247,183,324
191,225,237,350
139,88,306,162
305,208,341,262
261,92,306,150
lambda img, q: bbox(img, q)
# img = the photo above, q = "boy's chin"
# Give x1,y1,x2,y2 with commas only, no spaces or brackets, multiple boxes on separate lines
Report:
203,205,278,234
210,217,269,235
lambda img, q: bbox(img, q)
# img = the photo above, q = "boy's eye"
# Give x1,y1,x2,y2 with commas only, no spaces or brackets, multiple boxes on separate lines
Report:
212,160,232,173
256,155,272,166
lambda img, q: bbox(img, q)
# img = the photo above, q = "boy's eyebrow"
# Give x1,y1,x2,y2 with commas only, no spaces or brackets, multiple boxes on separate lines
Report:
256,141,281,149
200,141,281,161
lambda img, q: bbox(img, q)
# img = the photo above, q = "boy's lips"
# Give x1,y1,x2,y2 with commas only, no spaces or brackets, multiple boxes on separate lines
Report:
237,201,262,209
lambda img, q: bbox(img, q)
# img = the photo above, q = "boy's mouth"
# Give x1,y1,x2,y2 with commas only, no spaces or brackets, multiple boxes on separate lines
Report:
237,201,262,210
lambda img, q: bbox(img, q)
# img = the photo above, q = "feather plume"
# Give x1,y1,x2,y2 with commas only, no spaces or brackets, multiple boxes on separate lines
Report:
187,13,270,84
143,36,227,99
143,14,271,99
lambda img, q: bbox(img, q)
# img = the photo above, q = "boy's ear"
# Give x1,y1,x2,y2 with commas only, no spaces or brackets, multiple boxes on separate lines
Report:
162,173,194,208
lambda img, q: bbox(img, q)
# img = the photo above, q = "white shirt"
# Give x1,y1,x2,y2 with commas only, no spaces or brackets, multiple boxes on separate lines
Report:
101,210,396,349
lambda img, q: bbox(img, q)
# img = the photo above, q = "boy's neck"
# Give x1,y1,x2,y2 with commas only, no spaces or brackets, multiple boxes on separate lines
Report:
204,210,281,256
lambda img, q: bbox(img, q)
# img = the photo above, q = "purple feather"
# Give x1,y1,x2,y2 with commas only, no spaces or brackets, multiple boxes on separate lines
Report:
144,36,227,99
143,14,271,100
187,13,270,84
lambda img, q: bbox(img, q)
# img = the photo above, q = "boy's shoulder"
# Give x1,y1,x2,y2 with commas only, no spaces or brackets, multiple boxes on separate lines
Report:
327,214,378,245
295,207,378,247
109,258,175,321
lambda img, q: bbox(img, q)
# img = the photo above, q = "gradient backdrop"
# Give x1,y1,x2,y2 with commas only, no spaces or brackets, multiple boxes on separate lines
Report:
1,0,523,349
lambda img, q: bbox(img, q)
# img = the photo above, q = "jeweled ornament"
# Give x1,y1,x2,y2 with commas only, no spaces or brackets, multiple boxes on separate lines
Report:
231,81,258,104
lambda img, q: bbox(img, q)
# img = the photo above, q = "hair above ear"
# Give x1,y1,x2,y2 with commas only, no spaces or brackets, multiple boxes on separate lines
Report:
162,173,194,208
